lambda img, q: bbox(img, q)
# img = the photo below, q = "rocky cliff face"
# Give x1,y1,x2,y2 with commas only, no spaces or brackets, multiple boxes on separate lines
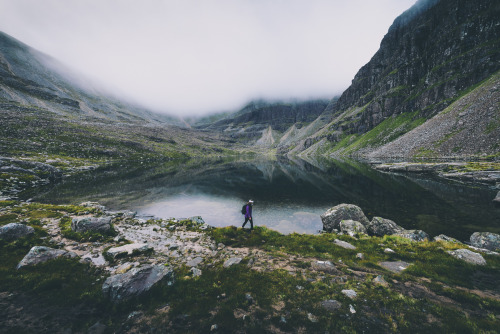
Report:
0,32,180,125
292,0,500,158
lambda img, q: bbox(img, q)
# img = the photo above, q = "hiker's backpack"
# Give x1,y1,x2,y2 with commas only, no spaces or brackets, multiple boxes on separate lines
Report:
241,204,247,215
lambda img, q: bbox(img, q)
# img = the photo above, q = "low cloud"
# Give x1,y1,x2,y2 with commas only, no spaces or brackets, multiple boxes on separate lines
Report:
0,0,415,115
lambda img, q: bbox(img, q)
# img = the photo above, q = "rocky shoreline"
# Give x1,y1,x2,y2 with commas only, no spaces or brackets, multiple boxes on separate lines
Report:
1,199,500,333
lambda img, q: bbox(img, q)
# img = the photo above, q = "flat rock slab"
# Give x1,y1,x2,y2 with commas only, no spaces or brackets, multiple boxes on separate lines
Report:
17,246,77,269
379,261,410,273
447,249,486,265
102,264,174,302
72,216,111,233
224,257,242,268
333,239,356,250
186,256,203,267
106,243,152,259
0,223,34,241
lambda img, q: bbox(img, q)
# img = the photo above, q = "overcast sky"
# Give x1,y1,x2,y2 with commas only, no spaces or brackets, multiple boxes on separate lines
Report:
0,0,416,116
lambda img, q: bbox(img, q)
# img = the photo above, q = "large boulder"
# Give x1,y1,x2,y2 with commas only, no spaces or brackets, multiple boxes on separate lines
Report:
71,216,112,233
102,265,175,302
0,223,34,241
470,232,500,251
17,246,77,269
395,229,429,242
367,217,404,237
321,204,370,232
339,220,367,236
447,249,486,265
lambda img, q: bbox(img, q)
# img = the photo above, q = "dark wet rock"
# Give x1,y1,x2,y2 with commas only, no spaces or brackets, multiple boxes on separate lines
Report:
470,232,500,251
71,216,111,233
339,220,367,236
433,234,461,243
17,246,77,269
320,299,342,312
321,204,370,232
223,257,242,268
379,260,410,273
102,265,175,302
447,249,486,265
0,223,34,241
333,239,356,250
311,260,339,274
367,217,404,237
105,243,152,260
395,229,429,242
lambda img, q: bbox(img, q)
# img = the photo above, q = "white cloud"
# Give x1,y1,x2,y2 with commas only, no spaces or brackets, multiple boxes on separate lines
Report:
0,0,416,115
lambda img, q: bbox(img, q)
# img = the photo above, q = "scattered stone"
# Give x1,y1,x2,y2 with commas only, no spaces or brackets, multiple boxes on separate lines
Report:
373,275,389,287
102,265,175,302
470,232,500,251
433,234,461,243
17,246,77,269
333,239,357,250
356,253,364,259
191,267,202,277
320,299,342,312
223,257,242,268
71,216,111,233
311,260,339,274
396,229,429,242
367,217,404,237
186,256,203,267
307,313,318,323
447,249,486,265
105,243,152,260
0,223,34,241
349,304,356,314
339,220,367,236
341,289,357,299
321,204,370,232
384,248,395,253
379,261,410,273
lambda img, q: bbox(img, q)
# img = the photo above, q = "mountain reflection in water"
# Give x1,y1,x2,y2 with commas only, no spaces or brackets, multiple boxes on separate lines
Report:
33,157,500,241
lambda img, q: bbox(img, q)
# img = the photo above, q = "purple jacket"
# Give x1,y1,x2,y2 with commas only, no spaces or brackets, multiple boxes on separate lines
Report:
245,204,252,219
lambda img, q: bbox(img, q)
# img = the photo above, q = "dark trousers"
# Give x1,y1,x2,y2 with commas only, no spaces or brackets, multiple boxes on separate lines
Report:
242,217,253,229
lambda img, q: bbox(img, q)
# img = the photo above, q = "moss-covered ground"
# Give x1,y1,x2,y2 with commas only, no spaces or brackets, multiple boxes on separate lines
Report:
0,201,499,333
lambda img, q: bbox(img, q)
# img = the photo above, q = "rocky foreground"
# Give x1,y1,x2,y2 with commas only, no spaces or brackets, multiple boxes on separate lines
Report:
0,200,499,333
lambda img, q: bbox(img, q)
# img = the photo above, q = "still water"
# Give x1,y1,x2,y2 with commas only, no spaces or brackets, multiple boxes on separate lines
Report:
32,157,500,241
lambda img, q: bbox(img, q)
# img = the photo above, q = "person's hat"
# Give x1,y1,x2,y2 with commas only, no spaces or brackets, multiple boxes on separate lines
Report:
249,200,254,204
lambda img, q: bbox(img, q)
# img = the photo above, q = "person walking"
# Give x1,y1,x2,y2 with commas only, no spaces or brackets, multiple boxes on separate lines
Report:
242,200,254,230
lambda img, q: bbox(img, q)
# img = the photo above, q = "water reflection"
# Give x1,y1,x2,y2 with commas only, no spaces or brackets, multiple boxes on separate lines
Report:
32,157,500,240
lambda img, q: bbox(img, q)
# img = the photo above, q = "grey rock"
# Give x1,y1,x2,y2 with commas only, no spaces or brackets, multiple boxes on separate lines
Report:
186,256,203,267
333,239,356,250
367,217,404,237
0,223,34,241
189,216,205,225
379,260,410,273
307,313,318,323
395,229,429,242
447,249,486,265
341,289,357,299
470,232,500,251
190,267,202,277
71,216,111,233
339,220,367,236
105,243,152,259
17,246,77,269
356,253,364,259
321,204,370,232
311,260,339,274
223,257,242,268
320,299,342,312
384,248,395,253
433,234,461,243
493,191,500,203
102,264,175,302
373,275,389,287
349,304,356,314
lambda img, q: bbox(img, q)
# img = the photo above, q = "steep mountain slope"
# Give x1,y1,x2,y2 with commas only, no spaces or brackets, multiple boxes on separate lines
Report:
196,99,332,148
0,31,181,125
289,0,500,158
